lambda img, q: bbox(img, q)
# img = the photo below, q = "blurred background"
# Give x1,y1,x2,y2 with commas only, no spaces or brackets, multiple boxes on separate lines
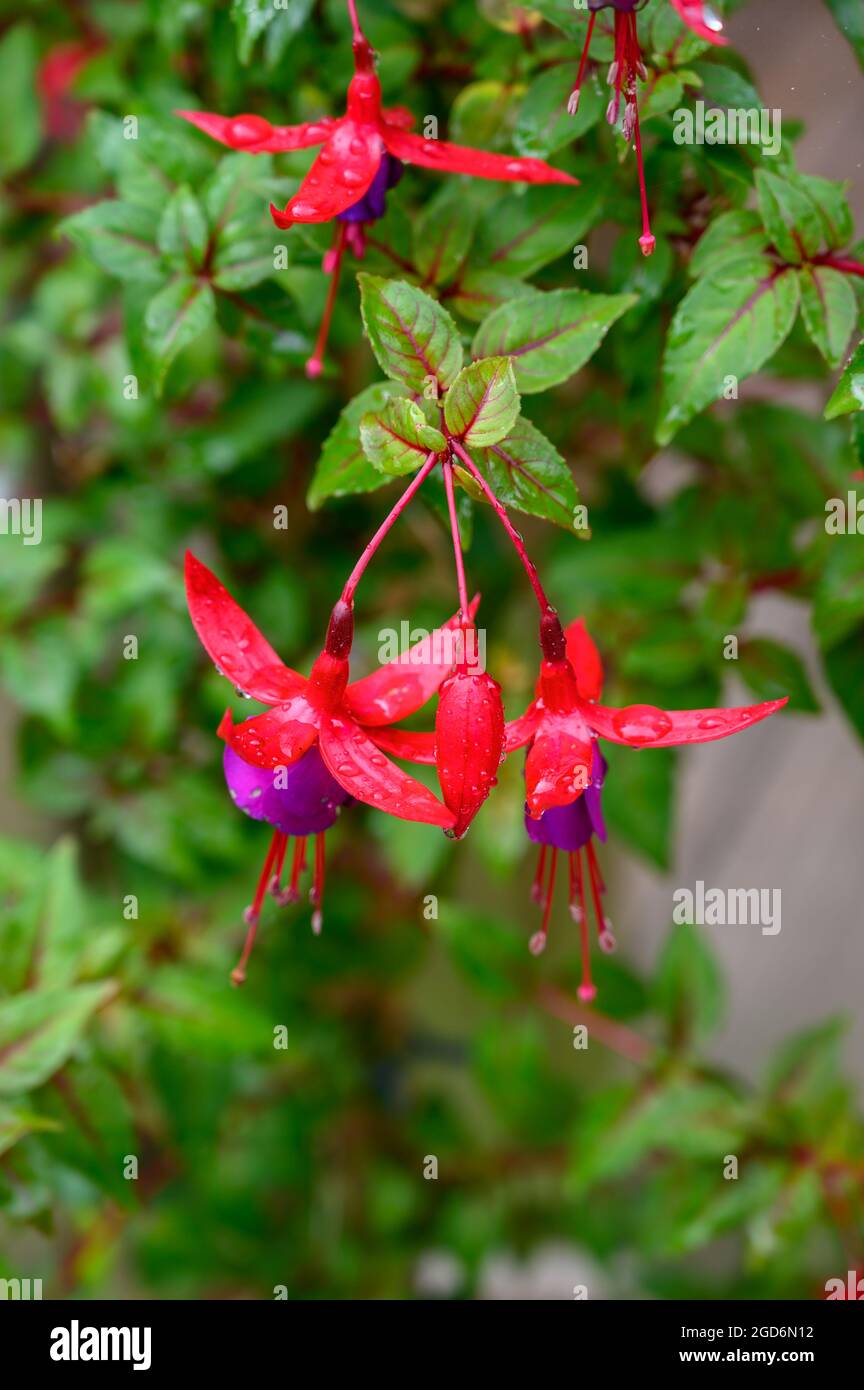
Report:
0,0,862,1300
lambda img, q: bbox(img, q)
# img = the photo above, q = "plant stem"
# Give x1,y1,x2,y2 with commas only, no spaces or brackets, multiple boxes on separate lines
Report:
341,451,440,605
812,253,864,280
347,0,364,44
442,458,470,623
448,438,552,616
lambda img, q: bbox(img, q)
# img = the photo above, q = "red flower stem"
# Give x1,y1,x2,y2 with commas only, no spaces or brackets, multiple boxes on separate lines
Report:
448,439,552,617
305,223,348,379
347,0,365,44
538,984,654,1066
812,254,864,280
341,450,440,605
441,458,471,624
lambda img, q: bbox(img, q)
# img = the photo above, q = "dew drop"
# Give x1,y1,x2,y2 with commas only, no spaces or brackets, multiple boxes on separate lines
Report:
610,704,673,746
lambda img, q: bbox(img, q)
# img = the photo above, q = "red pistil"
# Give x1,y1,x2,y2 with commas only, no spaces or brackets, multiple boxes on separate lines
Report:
571,849,595,1002
531,844,548,905
233,829,285,985
530,847,558,955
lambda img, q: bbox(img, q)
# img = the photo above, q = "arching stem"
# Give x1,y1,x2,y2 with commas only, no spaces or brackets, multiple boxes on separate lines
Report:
340,451,440,605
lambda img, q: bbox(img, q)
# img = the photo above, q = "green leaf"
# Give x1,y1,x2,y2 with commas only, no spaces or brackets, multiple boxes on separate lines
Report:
444,357,520,446
473,288,636,394
360,398,445,476
755,170,824,263
357,274,463,392
157,184,210,266
446,270,533,324
657,258,800,444
412,186,479,288
144,276,216,391
689,210,769,280
231,0,314,66
823,0,864,73
799,265,857,368
570,1080,745,1193
821,623,864,740
0,1103,61,1158
514,64,602,159
476,183,602,278
792,172,854,250
0,982,116,1096
739,639,818,713
29,839,89,990
471,416,582,532
212,234,279,291
655,925,724,1046
0,25,40,177
58,201,163,284
825,339,864,418
307,382,410,508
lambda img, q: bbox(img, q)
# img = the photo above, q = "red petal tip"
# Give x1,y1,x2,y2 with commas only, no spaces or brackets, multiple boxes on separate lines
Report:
269,202,294,229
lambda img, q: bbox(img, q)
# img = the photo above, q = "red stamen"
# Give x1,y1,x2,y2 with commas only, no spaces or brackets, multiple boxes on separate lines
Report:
629,13,655,255
586,842,615,954
568,11,596,114
306,223,348,378
530,847,557,956
531,844,548,905
573,849,596,1003
310,832,326,935
269,833,289,898
273,835,306,905
232,830,282,985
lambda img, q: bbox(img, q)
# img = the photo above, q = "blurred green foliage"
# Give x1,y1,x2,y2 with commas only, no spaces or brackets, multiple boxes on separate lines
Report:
0,0,862,1299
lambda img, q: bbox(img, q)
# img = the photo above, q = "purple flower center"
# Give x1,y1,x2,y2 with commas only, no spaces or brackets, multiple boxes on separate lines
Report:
524,749,608,851
336,152,403,224
224,740,351,837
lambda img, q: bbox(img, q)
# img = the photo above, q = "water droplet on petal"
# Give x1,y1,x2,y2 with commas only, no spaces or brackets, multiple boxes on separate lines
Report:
611,704,673,746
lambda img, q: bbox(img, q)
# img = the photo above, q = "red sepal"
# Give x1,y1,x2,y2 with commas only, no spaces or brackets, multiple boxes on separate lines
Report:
269,120,383,227
585,697,788,749
176,110,335,152
434,671,505,838
185,552,305,703
380,125,578,185
668,0,728,44
504,702,541,752
366,728,437,765
218,703,318,769
318,716,456,828
564,619,604,702
525,711,594,818
344,600,480,728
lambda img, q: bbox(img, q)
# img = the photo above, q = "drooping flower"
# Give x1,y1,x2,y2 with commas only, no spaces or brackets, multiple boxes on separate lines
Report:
223,741,351,983
178,4,576,374
186,550,461,830
508,613,786,999
568,0,726,256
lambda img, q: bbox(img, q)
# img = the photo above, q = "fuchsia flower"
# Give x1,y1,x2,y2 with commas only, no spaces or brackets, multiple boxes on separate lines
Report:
568,0,726,256
506,613,785,1001
186,549,477,978
178,1,576,375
